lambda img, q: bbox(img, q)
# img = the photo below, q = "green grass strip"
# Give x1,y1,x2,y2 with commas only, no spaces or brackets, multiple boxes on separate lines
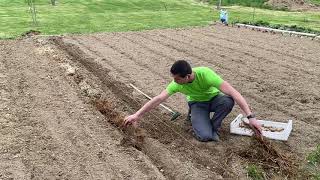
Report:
1,1,320,39
216,6,320,33
0,0,213,39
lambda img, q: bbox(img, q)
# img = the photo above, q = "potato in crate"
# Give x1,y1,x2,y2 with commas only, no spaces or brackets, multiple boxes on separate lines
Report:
230,114,293,141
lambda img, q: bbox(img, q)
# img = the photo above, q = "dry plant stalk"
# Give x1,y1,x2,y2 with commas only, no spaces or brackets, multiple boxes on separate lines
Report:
237,123,298,178
94,99,145,150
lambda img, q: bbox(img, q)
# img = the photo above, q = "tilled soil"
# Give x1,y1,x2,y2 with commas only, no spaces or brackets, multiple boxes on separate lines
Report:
0,24,319,179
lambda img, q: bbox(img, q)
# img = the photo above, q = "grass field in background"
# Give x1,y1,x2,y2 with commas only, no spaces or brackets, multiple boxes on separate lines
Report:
0,0,213,39
1,0,320,39
219,6,320,33
209,0,269,8
209,0,320,9
310,0,320,5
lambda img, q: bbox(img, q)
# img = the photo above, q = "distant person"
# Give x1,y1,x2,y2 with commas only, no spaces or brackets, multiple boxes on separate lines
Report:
124,60,262,142
220,9,228,25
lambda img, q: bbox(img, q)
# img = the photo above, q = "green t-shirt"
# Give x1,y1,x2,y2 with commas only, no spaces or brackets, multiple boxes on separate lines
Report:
166,67,224,102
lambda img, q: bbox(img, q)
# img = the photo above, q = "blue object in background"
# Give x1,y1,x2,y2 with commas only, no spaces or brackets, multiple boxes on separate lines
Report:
219,9,228,25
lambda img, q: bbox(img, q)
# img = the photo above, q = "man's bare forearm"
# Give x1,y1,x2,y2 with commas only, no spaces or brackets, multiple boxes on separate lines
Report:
231,90,252,116
220,81,252,116
135,96,164,117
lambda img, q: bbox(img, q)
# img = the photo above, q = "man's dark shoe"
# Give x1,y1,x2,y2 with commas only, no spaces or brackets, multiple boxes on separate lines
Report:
212,131,220,142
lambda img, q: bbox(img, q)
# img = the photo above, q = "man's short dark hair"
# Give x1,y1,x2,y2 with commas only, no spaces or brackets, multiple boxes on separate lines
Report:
170,60,192,78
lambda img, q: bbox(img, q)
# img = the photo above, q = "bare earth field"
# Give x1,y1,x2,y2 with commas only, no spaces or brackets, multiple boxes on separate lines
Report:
0,24,319,179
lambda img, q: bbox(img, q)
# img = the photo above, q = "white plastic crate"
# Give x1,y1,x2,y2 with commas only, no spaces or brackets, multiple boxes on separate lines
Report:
230,114,293,141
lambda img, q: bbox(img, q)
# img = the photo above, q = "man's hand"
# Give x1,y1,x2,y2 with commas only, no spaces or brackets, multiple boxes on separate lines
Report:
122,89,170,128
123,114,140,127
249,118,262,137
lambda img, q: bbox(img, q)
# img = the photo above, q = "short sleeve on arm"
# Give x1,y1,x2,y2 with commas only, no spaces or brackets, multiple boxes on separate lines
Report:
166,81,180,96
205,68,224,88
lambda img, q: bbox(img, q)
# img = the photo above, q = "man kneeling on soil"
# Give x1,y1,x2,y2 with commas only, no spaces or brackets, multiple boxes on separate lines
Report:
124,60,261,142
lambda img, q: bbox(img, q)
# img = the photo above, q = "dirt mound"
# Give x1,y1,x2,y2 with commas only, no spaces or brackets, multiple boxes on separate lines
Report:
51,36,226,179
238,137,298,177
266,0,320,10
21,30,41,37
1,24,319,178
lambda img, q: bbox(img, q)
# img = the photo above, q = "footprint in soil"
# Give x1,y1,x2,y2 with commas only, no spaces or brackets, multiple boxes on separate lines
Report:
299,99,308,104
298,97,310,104
97,151,109,162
